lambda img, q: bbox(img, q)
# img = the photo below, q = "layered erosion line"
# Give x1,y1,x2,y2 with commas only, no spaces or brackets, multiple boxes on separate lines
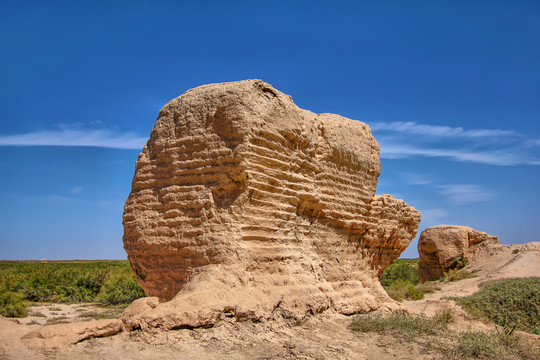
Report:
122,80,421,329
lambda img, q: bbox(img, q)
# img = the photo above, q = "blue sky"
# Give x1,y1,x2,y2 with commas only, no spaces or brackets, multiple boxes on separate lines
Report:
1,1,539,259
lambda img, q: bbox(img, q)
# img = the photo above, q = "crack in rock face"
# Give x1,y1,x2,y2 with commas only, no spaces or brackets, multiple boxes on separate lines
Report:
122,80,421,329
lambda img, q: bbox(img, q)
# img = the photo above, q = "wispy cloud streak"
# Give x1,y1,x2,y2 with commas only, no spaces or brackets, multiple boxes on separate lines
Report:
368,121,540,166
401,173,495,205
0,129,146,149
370,121,517,138
438,184,494,204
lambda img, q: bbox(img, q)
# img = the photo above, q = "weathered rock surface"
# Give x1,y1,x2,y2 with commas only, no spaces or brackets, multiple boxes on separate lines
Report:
122,80,421,329
21,319,122,349
417,225,500,282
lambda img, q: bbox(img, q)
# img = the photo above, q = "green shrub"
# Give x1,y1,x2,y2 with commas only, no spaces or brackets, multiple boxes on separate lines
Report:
452,277,540,335
0,286,27,318
96,272,145,305
380,259,419,287
447,255,469,270
381,259,424,301
385,280,424,302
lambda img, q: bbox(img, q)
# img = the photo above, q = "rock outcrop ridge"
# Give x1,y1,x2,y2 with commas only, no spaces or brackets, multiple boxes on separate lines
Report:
417,225,500,282
122,80,421,329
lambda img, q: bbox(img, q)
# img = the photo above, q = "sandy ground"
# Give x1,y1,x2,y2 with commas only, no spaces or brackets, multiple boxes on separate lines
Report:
1,312,434,360
1,242,538,359
19,303,124,327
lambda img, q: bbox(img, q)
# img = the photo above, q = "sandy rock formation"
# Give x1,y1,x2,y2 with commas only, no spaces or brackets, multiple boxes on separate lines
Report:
21,319,122,349
417,225,500,282
122,80,421,329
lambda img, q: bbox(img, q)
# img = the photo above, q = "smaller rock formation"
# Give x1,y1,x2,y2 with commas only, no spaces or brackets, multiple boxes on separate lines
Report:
417,225,499,282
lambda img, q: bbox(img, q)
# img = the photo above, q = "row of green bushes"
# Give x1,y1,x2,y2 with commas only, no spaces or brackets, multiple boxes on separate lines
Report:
0,260,145,318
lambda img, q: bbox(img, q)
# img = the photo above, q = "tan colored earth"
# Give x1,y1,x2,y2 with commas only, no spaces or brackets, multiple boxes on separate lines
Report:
1,241,538,359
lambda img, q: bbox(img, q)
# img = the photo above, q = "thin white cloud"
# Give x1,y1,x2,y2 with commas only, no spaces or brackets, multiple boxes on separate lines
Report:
402,173,432,185
0,129,146,149
370,121,517,138
524,139,540,148
69,187,83,195
368,121,540,166
437,184,494,204
378,142,526,165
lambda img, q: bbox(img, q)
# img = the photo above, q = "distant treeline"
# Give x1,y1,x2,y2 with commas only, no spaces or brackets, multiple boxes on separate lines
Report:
0,260,145,317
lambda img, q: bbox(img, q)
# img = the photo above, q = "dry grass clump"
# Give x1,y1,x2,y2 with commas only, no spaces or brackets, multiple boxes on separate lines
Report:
385,280,424,302
437,330,540,360
415,281,441,294
45,316,70,325
351,310,539,360
350,312,449,341
29,310,46,317
443,268,479,282
432,309,455,325
78,308,123,321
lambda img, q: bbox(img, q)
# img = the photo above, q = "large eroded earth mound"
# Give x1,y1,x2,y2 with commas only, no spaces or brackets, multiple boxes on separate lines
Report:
122,80,421,329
